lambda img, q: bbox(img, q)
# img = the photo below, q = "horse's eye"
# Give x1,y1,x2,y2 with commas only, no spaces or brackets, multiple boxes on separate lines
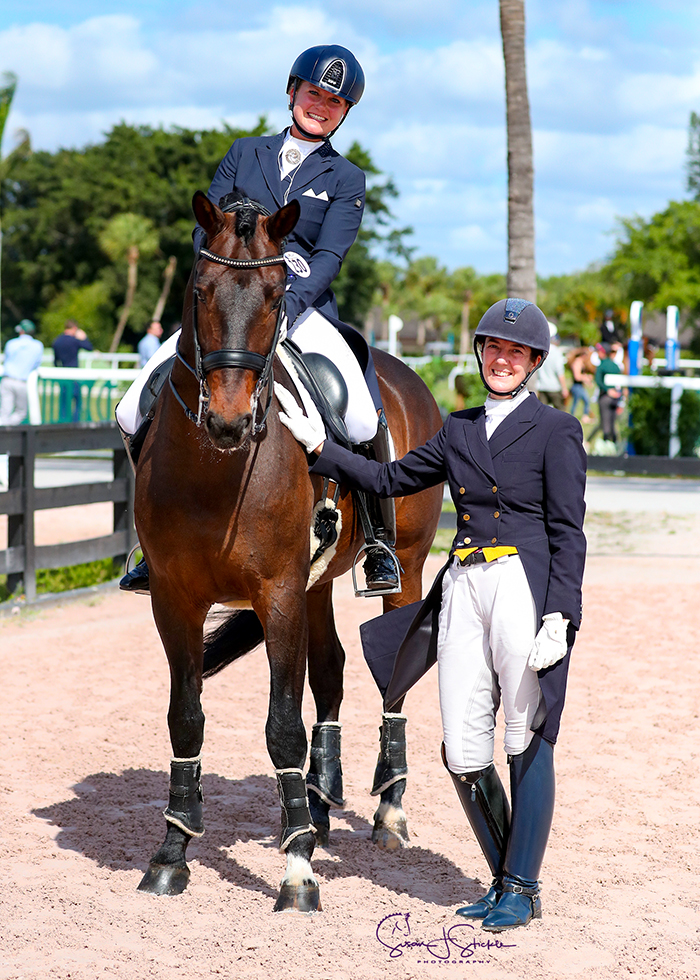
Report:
194,287,205,304
271,297,282,312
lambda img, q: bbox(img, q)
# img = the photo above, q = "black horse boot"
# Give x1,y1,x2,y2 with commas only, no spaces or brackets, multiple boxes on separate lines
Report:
119,557,150,594
355,411,399,592
443,747,511,919
306,722,344,846
481,734,555,932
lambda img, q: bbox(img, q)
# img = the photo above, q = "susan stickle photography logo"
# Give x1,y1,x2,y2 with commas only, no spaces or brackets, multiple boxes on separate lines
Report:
375,912,516,964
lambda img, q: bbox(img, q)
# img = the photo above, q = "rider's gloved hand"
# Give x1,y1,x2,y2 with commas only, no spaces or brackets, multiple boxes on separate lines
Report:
528,612,569,671
275,382,326,453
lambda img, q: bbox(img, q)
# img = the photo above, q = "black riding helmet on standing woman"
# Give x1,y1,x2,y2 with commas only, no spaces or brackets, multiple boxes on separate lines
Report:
473,298,551,398
287,44,365,139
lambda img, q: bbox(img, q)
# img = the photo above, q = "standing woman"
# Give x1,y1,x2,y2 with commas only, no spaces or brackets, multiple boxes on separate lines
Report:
118,44,399,593
277,298,587,931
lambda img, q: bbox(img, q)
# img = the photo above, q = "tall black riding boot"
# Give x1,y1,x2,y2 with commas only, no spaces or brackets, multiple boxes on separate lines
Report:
443,747,511,919
481,734,555,932
354,411,400,592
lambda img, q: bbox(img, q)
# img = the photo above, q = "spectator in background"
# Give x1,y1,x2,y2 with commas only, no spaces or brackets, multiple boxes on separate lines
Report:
535,322,569,410
594,342,624,444
53,319,93,422
600,309,624,346
137,320,163,368
0,320,44,425
568,348,593,424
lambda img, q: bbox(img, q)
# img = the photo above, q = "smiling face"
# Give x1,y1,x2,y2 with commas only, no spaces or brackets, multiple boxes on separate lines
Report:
481,336,541,398
290,80,348,140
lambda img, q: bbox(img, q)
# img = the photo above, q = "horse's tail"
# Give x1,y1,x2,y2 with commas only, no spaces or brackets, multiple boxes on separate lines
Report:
202,609,264,679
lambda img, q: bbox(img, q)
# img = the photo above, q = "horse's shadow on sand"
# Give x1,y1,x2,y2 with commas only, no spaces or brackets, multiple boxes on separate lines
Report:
32,769,480,906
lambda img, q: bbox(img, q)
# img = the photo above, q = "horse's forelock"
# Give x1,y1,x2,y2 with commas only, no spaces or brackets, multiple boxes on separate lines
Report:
234,207,259,246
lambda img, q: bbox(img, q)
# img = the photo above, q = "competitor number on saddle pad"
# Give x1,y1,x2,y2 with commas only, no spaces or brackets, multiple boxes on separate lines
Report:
284,251,311,278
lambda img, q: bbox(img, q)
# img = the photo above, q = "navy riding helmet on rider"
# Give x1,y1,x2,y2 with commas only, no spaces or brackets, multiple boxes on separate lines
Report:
287,44,365,139
473,298,551,398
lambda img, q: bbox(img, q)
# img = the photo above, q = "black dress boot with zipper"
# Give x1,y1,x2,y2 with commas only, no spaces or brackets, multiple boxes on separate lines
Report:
443,746,511,919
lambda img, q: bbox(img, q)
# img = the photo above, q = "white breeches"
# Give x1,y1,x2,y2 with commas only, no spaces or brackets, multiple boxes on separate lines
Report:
288,310,377,444
115,331,180,434
115,310,378,444
438,555,541,773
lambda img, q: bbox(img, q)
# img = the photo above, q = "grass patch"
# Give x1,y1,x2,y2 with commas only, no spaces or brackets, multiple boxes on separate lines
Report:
0,557,122,602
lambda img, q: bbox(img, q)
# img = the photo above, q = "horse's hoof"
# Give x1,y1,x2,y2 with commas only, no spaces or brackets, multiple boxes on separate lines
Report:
372,804,410,850
137,863,190,896
273,883,322,913
372,825,409,850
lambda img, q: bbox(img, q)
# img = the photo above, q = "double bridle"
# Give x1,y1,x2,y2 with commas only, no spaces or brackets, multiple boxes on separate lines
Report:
170,200,288,435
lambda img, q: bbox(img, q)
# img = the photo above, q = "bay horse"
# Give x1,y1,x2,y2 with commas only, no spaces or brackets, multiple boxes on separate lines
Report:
132,191,443,912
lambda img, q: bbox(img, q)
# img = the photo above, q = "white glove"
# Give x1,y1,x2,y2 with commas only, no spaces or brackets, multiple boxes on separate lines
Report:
275,381,326,453
528,613,570,671
277,314,288,344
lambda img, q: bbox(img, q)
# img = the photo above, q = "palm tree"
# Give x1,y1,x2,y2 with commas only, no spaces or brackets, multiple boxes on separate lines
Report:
99,213,159,352
499,0,536,302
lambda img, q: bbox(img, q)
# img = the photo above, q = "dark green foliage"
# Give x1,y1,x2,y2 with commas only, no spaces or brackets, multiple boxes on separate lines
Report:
1,119,269,343
627,387,700,456
1,124,407,341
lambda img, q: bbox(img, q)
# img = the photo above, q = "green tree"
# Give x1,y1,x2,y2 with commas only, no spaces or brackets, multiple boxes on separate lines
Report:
99,213,159,351
1,119,268,341
607,200,700,322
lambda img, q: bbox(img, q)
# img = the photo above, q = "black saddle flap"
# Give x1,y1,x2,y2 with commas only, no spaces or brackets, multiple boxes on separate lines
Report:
138,354,176,421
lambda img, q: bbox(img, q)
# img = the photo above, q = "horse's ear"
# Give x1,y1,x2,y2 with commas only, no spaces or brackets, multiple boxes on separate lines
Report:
192,191,226,239
266,200,300,245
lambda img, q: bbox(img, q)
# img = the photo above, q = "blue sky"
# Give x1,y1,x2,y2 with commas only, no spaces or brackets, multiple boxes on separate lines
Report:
2,1,700,278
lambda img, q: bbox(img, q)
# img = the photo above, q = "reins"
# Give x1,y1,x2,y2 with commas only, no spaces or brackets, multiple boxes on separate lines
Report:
170,199,288,433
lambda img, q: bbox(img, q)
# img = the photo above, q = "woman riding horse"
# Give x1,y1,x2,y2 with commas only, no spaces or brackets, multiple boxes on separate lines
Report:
118,44,398,594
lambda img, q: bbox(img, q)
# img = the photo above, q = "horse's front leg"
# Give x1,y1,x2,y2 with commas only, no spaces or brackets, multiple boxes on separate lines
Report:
138,592,208,896
305,582,345,846
262,583,320,913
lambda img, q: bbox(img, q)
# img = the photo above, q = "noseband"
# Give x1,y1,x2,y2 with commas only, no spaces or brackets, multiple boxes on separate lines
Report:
170,200,288,434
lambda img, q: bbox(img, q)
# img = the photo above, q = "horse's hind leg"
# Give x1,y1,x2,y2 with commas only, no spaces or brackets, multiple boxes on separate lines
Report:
138,598,207,896
305,583,345,846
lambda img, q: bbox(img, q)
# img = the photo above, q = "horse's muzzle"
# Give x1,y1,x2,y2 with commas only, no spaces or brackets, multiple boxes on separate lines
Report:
205,410,252,450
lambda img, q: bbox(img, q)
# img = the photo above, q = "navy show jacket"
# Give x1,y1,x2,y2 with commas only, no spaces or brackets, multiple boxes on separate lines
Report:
309,393,587,743
193,131,365,326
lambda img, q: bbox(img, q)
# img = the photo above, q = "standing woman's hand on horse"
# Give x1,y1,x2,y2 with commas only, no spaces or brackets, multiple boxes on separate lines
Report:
275,382,326,453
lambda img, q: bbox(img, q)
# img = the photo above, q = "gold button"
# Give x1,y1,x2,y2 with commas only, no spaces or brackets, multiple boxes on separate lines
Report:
463,514,470,521
464,537,471,544
491,537,497,544
459,487,465,494
460,775,467,782
492,486,498,493
494,511,500,518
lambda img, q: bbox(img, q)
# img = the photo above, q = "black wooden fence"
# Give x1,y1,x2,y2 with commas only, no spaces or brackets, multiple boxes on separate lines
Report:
0,423,135,601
